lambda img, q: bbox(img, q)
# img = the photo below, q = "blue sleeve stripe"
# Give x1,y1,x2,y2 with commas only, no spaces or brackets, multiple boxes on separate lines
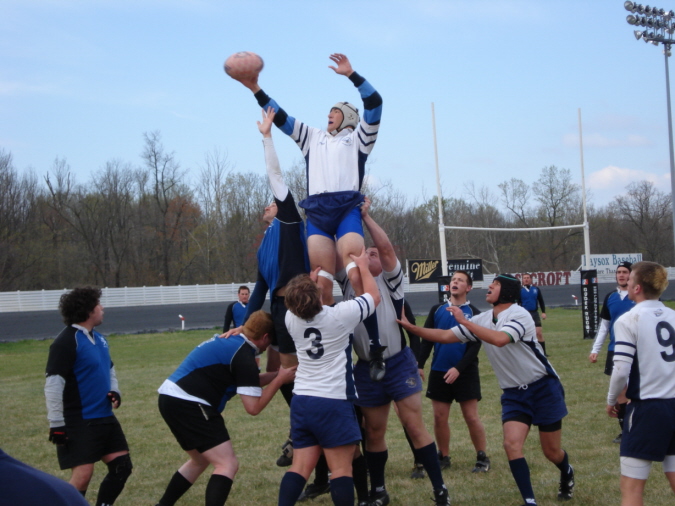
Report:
296,123,309,150
614,351,635,358
263,97,295,136
614,340,636,349
386,269,403,292
356,295,371,321
363,103,382,124
359,125,379,137
503,320,525,339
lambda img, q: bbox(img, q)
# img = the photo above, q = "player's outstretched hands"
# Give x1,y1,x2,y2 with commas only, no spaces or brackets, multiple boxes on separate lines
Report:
329,53,353,77
257,106,275,137
277,365,297,385
220,326,243,339
349,246,369,271
309,266,321,284
360,196,372,218
447,305,469,325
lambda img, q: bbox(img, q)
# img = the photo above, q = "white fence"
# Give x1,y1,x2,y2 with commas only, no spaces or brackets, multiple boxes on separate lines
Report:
2,270,674,313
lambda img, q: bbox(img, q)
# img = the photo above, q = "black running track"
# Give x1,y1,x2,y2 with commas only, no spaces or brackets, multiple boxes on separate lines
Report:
2,283,674,343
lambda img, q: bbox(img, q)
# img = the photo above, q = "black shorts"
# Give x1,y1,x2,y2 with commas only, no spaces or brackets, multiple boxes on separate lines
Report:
528,310,542,327
158,394,230,453
425,366,481,404
604,350,615,376
272,295,296,354
56,417,129,470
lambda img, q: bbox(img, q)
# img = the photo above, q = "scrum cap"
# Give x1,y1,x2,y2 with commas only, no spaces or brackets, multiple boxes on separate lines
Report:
331,102,359,132
617,261,632,272
494,274,521,305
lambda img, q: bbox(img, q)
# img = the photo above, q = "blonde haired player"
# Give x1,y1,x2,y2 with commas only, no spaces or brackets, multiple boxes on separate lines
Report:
606,261,675,506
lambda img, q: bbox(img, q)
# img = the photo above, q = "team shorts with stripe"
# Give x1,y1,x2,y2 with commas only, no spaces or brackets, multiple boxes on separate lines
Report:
528,310,542,327
158,394,229,453
290,395,361,449
501,374,568,427
426,365,482,404
621,398,675,461
56,417,129,470
354,347,422,408
271,295,296,354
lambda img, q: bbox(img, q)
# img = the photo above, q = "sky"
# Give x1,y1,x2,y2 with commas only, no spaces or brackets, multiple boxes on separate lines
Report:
2,0,675,208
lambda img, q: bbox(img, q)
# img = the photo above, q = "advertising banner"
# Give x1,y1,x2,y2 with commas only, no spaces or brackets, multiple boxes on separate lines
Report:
580,269,599,339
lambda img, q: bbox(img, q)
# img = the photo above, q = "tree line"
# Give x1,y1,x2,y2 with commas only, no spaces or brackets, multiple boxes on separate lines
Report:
1,135,672,292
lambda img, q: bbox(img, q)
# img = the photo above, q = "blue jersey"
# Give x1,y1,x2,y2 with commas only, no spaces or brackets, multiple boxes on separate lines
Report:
419,303,481,372
224,301,247,331
600,290,635,351
246,191,309,319
167,335,260,412
520,285,545,312
45,325,116,424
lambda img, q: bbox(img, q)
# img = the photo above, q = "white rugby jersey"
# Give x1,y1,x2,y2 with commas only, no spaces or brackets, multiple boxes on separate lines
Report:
452,304,558,389
286,293,376,400
290,121,378,196
337,259,405,361
613,300,675,400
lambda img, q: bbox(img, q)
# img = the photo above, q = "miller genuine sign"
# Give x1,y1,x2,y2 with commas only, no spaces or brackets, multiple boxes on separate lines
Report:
407,259,484,284
408,260,442,284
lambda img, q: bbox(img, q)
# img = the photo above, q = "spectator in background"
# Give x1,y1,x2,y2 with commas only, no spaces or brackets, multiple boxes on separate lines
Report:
223,286,249,332
521,273,548,356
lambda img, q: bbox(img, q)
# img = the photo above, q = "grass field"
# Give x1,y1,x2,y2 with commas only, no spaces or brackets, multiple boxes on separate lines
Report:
2,307,675,505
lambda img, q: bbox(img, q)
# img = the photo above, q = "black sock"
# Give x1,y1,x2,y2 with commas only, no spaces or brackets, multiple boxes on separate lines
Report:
330,476,354,506
205,474,233,506
403,427,418,464
280,382,294,407
79,490,87,497
158,471,193,506
509,457,536,505
364,449,388,494
555,450,572,478
413,442,445,490
352,454,369,502
278,472,306,506
314,455,329,486
96,455,132,506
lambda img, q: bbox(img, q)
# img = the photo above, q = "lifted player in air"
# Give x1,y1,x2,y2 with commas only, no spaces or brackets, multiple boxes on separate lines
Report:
156,311,295,506
416,270,490,475
45,286,132,506
232,53,387,380
399,274,574,506
605,261,675,506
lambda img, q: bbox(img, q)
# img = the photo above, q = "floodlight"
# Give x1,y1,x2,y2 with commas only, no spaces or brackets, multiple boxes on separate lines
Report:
648,18,656,27
625,1,637,11
637,4,646,14
645,5,653,14
635,29,644,39
628,14,638,24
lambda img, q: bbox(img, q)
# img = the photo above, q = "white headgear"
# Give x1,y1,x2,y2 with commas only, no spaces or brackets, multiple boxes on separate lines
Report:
331,102,359,132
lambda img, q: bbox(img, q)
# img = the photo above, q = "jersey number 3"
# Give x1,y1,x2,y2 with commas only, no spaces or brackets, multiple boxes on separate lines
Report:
656,321,675,363
304,327,324,360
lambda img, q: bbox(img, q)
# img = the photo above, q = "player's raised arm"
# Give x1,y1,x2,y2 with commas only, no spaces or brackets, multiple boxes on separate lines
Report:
328,53,354,77
396,311,459,344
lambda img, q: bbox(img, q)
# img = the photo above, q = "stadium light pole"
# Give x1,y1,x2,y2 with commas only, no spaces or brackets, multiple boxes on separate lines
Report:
625,1,675,259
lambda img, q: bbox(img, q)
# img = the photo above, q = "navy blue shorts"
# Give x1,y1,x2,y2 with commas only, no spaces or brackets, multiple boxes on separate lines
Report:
501,375,568,426
621,398,675,461
290,395,361,449
306,206,364,240
354,347,422,407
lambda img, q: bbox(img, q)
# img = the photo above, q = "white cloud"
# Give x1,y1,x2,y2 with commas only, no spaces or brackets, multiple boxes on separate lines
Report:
588,165,669,190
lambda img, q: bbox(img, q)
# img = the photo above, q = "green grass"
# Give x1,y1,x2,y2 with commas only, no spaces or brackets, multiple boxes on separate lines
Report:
2,308,675,505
